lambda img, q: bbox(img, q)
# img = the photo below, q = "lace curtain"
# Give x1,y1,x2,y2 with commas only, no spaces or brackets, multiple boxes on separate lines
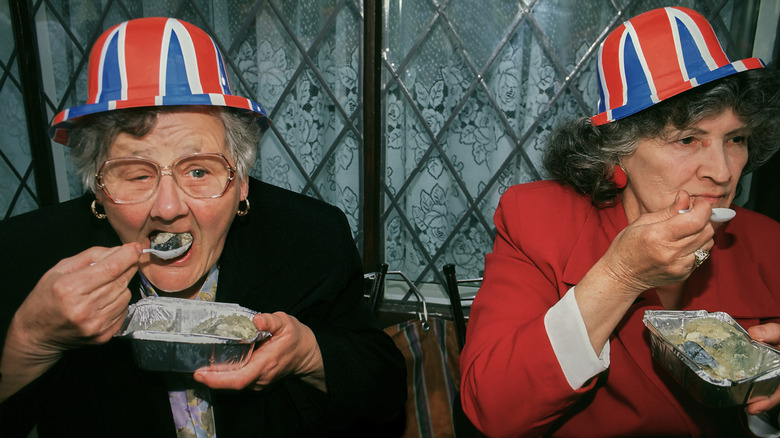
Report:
381,0,730,282
244,1,364,233
2,0,745,284
0,0,37,216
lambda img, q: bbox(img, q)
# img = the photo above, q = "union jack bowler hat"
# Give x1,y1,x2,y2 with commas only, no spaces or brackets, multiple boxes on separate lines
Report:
591,6,765,126
50,17,268,145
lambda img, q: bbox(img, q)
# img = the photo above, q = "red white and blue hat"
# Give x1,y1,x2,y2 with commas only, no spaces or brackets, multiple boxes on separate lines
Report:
50,17,268,145
591,6,764,126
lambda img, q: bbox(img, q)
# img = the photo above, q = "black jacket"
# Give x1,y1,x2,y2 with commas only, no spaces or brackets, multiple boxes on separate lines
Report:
0,178,406,437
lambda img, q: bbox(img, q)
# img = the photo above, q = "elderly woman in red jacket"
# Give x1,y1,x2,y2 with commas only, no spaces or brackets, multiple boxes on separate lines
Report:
460,6,780,437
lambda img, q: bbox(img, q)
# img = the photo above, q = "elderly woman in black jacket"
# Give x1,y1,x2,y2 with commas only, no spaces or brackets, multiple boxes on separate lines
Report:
0,17,405,438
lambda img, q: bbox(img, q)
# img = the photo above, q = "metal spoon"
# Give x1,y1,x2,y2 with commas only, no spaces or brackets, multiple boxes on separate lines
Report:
678,207,736,223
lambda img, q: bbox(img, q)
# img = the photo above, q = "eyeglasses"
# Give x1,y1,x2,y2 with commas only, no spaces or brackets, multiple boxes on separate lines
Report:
96,153,236,204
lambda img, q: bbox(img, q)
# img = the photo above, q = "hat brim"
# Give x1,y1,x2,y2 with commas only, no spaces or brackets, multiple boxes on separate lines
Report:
50,93,269,145
591,57,765,126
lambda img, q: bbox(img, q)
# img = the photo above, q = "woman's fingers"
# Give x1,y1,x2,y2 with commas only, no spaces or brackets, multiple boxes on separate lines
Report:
746,386,780,415
605,194,717,292
15,243,142,349
748,323,780,345
194,313,292,389
194,312,323,391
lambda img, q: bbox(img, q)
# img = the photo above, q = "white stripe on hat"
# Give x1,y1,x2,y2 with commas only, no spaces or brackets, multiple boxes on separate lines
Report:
617,27,629,107
665,7,690,82
94,24,124,104
669,8,721,72
596,43,609,113
169,19,204,94
210,93,226,106
159,20,173,97
625,21,659,104
117,23,128,101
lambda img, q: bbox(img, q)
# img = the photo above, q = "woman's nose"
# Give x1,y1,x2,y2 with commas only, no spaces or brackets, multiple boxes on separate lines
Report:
699,140,733,183
150,174,189,219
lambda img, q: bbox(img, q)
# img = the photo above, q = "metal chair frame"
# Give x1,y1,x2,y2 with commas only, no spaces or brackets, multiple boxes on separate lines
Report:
443,263,481,351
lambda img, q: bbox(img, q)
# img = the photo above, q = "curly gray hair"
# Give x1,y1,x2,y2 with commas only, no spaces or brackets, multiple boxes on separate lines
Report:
543,68,780,205
68,106,261,193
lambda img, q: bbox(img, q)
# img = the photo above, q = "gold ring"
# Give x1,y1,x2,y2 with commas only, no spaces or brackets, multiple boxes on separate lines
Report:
693,249,710,269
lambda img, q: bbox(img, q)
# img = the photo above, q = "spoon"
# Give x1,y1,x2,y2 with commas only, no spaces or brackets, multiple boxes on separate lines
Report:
143,243,192,260
143,232,193,260
678,207,736,223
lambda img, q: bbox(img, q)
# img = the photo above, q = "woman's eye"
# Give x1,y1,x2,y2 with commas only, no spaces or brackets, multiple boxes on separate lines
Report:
731,135,746,144
188,169,207,178
678,137,695,145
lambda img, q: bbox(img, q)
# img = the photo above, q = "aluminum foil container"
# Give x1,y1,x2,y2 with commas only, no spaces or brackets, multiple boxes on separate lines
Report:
116,297,271,372
644,310,780,408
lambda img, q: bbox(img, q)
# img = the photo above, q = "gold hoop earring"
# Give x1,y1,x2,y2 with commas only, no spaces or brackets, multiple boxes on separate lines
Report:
91,200,107,220
237,198,250,217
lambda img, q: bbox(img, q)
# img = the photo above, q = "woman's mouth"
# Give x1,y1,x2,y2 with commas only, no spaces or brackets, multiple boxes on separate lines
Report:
145,231,193,260
693,194,728,207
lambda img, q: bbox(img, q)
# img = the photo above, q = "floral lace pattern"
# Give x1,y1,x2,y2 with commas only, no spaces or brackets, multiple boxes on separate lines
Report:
382,2,610,280
9,0,745,282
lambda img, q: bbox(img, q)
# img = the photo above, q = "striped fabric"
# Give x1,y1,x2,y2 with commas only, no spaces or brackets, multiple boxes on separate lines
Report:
50,17,267,145
591,6,764,126
385,317,461,438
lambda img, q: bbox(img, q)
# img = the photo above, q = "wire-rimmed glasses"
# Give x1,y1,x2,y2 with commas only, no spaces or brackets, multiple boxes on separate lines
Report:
96,153,236,204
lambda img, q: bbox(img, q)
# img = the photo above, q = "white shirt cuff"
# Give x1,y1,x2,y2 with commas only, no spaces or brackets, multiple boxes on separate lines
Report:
544,286,609,389
747,411,780,437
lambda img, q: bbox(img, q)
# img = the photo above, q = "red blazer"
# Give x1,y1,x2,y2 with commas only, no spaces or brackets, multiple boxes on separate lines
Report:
460,181,780,438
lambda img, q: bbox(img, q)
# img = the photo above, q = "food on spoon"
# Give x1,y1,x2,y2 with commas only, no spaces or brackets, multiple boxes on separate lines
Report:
150,232,193,252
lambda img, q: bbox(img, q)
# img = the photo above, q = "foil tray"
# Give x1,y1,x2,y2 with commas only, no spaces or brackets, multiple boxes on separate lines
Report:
116,297,271,373
644,310,780,408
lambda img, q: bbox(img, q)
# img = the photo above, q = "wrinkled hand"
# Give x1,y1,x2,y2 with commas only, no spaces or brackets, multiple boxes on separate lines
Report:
598,191,716,295
194,312,326,393
13,243,142,353
1,243,141,402
746,323,780,415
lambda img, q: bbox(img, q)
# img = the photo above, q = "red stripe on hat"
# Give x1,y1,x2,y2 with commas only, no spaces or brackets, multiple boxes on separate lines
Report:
741,58,765,70
124,18,166,100
52,111,67,125
88,23,121,104
600,25,629,112
591,112,610,126
224,95,252,110
115,97,158,109
180,20,223,94
52,128,69,145
633,9,686,101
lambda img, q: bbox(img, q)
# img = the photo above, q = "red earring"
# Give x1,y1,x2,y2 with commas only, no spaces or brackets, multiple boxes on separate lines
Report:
610,165,627,189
